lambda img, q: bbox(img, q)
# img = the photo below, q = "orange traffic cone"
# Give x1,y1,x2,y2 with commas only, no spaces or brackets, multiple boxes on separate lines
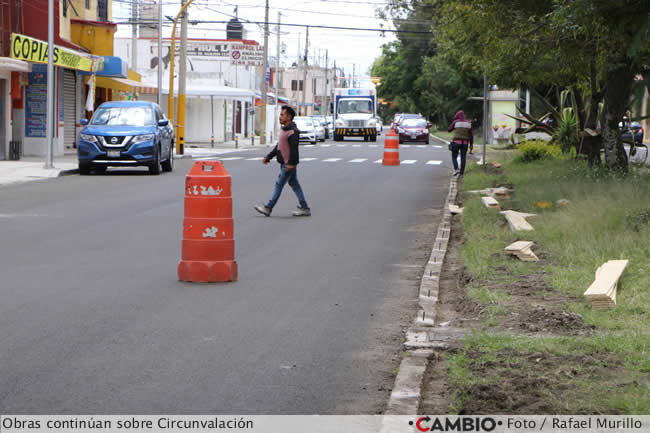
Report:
383,129,400,166
178,161,238,282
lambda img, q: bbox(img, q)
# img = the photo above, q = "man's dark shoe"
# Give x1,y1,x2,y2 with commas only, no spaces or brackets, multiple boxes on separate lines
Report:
292,206,311,217
254,204,272,216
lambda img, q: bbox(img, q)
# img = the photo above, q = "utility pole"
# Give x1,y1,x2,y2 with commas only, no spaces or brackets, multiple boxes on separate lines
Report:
45,0,54,168
157,0,163,106
301,26,308,116
482,74,488,169
352,64,356,88
324,50,328,116
178,0,188,154
273,11,281,144
261,0,269,145
131,0,138,70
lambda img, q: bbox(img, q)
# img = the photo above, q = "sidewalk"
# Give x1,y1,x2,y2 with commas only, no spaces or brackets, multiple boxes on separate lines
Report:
0,138,273,187
0,155,79,186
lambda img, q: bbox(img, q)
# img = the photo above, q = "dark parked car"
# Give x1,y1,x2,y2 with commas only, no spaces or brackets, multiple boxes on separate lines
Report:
397,117,431,144
78,101,174,175
620,121,644,146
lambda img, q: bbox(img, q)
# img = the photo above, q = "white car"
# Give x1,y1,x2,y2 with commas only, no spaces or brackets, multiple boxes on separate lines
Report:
294,117,317,144
312,119,327,142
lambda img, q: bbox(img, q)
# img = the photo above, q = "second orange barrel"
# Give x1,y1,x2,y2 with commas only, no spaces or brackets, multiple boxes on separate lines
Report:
383,129,400,166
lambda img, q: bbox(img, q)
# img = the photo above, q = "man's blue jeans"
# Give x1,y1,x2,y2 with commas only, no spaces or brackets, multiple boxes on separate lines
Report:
451,141,468,173
266,164,309,209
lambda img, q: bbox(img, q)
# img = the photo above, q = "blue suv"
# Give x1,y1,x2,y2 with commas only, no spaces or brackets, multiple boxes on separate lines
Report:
78,101,174,175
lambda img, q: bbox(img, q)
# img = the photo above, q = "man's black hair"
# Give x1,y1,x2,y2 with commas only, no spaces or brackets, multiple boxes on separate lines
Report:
281,105,296,119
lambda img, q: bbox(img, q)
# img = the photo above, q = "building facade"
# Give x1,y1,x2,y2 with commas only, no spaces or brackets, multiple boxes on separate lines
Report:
0,0,137,158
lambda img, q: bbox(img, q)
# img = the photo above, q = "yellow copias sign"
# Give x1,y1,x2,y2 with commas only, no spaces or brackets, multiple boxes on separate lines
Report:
10,33,93,72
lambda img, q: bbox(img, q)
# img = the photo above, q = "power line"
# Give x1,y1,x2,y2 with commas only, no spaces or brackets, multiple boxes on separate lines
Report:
114,19,433,33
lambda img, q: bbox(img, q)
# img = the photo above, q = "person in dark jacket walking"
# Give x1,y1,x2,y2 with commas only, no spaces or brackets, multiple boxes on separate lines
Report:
447,110,474,176
254,105,311,217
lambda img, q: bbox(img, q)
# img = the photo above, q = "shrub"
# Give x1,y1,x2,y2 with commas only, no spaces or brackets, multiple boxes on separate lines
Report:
516,139,563,162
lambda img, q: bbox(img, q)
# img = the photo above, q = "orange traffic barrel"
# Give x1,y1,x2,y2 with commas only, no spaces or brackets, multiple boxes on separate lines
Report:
178,161,238,282
383,129,400,166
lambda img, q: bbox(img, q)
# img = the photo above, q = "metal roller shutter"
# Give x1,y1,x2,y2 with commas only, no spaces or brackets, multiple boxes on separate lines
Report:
63,69,77,149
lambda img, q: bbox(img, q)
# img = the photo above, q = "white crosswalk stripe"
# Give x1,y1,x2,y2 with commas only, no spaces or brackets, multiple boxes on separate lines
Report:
401,160,417,164
301,158,318,161
348,158,368,163
369,145,378,148
432,145,443,149
402,145,411,148
336,144,345,147
374,159,382,163
426,160,443,165
321,144,331,147
304,145,315,148
219,157,244,160
323,158,341,162
246,157,264,160
352,144,361,147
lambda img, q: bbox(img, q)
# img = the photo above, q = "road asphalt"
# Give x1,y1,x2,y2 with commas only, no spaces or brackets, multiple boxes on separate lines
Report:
0,133,452,414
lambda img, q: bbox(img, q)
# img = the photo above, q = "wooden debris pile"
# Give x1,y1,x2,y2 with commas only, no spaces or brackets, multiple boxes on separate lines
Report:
583,260,629,309
504,241,539,262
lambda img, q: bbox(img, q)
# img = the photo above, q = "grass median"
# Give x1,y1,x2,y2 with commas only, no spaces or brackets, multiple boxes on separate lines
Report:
447,156,650,414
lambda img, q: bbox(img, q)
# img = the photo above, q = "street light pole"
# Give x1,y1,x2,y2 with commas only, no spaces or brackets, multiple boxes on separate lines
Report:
301,26,308,116
167,0,195,155
261,0,269,145
157,0,163,106
273,11,281,145
45,0,54,169
178,0,188,155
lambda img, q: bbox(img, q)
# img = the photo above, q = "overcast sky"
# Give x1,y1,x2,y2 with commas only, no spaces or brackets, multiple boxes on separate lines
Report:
112,0,403,80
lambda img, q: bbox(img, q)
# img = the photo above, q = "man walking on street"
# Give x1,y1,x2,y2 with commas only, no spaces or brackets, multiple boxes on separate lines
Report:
254,105,311,217
447,110,474,176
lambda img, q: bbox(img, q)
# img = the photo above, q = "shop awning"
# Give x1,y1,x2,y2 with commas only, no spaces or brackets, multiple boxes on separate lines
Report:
0,57,31,72
160,87,255,98
89,76,158,93
254,91,290,104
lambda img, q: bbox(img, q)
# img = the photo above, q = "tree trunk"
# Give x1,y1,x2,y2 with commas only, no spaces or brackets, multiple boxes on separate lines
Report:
600,64,634,172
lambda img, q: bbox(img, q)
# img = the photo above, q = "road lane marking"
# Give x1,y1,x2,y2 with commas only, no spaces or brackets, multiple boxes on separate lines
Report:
369,144,378,147
304,145,315,148
321,144,331,147
426,160,443,165
401,160,417,164
323,158,342,162
337,144,346,147
348,158,368,163
219,157,244,160
374,159,383,163
246,157,264,160
352,144,361,147
432,145,443,149
301,158,318,161
402,145,411,148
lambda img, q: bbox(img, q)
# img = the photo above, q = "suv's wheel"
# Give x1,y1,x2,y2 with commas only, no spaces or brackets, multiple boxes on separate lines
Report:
79,162,91,175
161,144,174,172
149,144,162,175
370,134,377,142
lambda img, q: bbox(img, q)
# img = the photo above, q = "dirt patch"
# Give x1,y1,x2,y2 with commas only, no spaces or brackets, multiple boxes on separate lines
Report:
457,348,624,414
472,271,594,335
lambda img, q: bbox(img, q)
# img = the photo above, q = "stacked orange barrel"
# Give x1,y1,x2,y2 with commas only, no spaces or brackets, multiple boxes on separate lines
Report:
382,128,400,166
178,161,238,282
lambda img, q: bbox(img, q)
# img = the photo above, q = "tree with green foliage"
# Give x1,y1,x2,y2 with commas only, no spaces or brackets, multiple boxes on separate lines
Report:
434,0,650,172
371,0,483,127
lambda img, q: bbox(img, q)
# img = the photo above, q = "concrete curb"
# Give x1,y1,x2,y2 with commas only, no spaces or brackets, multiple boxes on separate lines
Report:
58,168,80,176
383,175,458,416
